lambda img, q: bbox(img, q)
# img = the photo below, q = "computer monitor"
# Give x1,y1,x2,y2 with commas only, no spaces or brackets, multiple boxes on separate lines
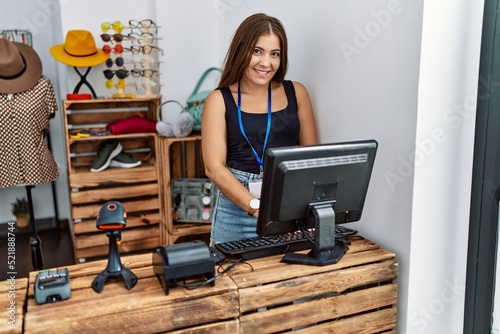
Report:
256,139,378,266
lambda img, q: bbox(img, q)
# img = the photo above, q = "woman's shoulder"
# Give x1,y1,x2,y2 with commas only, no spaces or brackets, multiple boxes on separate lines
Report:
281,80,309,97
288,80,307,91
205,88,224,106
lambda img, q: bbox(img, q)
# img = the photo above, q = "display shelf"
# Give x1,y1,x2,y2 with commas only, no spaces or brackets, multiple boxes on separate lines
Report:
159,135,211,245
62,96,163,262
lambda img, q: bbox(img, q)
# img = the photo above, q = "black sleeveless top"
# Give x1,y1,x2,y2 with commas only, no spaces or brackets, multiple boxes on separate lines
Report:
220,80,300,174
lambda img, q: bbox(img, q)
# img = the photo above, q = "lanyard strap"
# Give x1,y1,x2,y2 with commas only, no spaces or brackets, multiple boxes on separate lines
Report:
237,81,272,176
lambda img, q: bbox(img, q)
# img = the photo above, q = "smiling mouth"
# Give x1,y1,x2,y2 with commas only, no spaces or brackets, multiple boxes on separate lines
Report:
254,69,269,76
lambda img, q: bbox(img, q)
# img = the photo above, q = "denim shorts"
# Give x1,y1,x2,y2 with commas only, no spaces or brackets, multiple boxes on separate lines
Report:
210,167,261,245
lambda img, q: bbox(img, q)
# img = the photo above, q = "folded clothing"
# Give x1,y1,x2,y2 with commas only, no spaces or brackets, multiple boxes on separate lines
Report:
106,115,157,135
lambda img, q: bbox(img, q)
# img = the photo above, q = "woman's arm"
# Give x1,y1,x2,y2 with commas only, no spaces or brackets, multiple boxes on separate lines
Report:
201,90,257,215
293,81,318,145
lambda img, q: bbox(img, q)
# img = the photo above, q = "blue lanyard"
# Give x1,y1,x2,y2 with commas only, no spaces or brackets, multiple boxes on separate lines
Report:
237,81,272,177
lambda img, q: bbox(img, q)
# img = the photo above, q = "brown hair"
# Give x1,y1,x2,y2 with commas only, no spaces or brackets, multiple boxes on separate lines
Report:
217,13,288,89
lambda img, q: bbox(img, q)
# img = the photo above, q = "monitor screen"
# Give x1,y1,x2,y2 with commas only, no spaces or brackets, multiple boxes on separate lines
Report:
257,139,378,266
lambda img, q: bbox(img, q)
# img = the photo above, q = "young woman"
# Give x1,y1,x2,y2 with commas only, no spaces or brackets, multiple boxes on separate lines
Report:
202,13,317,245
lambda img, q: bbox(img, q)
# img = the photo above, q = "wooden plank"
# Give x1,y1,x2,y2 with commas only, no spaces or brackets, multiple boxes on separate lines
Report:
75,236,160,260
70,183,159,204
238,258,398,313
290,307,397,334
64,96,160,106
71,197,159,220
0,278,27,334
67,110,149,126
25,290,238,333
75,225,159,249
168,319,239,334
344,235,384,254
69,165,158,188
68,137,152,154
230,247,394,288
74,212,160,234
169,140,202,178
169,222,212,235
239,283,398,334
167,224,211,244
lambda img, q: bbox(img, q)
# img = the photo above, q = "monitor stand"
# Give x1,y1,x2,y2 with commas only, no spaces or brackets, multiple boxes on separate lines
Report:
281,202,348,266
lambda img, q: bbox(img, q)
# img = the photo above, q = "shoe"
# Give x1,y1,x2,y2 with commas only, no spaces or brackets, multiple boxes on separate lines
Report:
109,152,142,169
90,140,122,172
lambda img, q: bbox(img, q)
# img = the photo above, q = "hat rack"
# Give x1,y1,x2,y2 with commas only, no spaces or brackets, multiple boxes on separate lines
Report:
101,19,162,98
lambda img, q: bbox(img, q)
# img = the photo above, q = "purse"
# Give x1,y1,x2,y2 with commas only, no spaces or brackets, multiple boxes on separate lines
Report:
185,67,221,131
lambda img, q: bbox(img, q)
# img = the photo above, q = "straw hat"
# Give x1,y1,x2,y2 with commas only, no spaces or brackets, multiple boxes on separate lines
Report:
0,38,43,94
50,30,108,67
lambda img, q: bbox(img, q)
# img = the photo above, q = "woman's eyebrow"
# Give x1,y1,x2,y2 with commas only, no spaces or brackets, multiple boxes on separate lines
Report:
254,45,281,52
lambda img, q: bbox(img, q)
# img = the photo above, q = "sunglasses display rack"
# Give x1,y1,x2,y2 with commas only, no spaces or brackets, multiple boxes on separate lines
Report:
100,19,162,98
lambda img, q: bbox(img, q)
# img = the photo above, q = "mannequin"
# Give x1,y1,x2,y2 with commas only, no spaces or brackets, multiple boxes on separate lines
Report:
0,38,59,270
0,78,58,187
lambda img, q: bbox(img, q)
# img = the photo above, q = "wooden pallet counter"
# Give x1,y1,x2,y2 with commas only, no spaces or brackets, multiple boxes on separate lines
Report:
23,253,239,333
19,236,398,333
0,278,28,334
229,235,398,333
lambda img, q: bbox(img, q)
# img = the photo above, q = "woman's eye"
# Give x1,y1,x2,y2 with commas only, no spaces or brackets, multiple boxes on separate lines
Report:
253,48,261,54
272,52,280,57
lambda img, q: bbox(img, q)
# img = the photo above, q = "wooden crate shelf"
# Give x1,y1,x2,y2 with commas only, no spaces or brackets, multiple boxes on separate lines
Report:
62,96,163,262
159,135,212,245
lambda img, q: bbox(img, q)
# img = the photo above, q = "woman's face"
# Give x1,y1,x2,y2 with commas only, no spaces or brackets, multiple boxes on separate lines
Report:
243,33,281,86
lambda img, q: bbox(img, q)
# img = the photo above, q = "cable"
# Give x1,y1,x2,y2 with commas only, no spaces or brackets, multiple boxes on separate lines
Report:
173,258,243,290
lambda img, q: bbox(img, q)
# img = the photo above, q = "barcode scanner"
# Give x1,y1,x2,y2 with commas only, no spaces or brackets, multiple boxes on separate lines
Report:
91,201,138,293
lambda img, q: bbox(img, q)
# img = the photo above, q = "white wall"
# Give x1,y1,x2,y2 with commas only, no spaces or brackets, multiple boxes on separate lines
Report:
408,0,483,333
0,0,486,333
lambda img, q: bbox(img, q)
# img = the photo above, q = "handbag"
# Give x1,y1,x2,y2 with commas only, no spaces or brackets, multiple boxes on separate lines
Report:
185,67,221,131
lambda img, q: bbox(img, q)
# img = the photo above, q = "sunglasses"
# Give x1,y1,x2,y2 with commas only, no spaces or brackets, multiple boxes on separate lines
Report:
103,69,129,80
129,19,158,33
102,44,124,55
105,57,124,68
101,21,124,33
130,69,158,78
101,33,124,43
128,45,163,55
131,53,157,66
126,32,155,44
135,80,158,90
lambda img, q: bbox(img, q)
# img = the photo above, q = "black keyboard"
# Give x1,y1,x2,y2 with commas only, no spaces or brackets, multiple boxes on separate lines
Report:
214,225,358,260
